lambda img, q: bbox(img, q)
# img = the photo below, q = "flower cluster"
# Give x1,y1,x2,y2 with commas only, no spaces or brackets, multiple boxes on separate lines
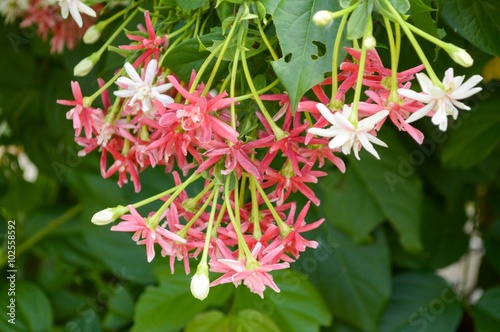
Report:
2,0,100,53
51,1,484,300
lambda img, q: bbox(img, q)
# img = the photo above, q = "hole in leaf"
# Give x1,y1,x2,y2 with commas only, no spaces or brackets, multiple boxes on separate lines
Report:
311,41,326,60
284,53,292,63
252,41,261,49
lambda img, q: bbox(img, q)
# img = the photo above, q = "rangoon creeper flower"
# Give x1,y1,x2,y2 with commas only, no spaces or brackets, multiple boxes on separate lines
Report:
57,0,96,28
114,59,174,115
308,103,389,160
398,68,483,131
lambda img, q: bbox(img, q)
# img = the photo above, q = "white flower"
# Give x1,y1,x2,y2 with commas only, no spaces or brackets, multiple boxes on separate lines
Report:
0,0,29,24
114,59,174,116
398,68,483,131
57,0,96,28
308,103,389,160
190,263,210,301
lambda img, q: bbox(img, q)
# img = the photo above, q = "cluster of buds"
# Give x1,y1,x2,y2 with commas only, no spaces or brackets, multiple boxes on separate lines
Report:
50,0,483,300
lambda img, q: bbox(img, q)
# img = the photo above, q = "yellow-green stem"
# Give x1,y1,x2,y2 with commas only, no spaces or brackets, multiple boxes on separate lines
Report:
178,188,216,238
253,177,290,236
200,183,221,263
331,14,348,101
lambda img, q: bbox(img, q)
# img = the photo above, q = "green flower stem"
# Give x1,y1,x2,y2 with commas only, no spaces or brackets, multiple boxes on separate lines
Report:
233,79,280,102
256,16,278,61
177,188,216,239
131,186,180,210
384,17,400,102
230,48,241,129
85,68,124,107
240,34,286,139
249,176,262,240
201,12,243,96
331,14,348,102
148,172,202,228
189,42,224,94
224,177,253,261
200,183,221,264
253,178,291,237
349,21,371,124
212,202,226,236
0,205,82,268
378,0,442,87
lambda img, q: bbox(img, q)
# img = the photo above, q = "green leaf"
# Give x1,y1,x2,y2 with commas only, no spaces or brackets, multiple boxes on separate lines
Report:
175,0,209,11
389,0,410,14
378,272,462,332
295,222,390,331
321,129,423,252
261,0,281,15
0,282,53,332
232,269,331,331
484,220,500,275
408,0,439,38
441,0,500,56
271,0,343,108
473,287,500,332
347,1,372,40
132,265,233,332
103,285,134,330
441,98,500,168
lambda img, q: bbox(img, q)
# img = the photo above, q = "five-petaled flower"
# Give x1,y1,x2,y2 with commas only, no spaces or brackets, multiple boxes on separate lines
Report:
308,103,389,160
398,68,483,131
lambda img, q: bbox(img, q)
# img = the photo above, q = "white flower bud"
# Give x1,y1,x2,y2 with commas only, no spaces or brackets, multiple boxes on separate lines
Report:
450,47,474,67
363,36,377,50
190,263,210,301
83,25,101,44
74,58,94,76
91,205,128,225
313,10,334,27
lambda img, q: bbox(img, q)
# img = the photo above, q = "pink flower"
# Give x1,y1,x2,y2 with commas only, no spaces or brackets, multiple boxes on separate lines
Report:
262,163,327,206
210,241,289,298
358,87,425,144
58,81,100,139
164,75,239,143
111,205,186,262
120,11,167,68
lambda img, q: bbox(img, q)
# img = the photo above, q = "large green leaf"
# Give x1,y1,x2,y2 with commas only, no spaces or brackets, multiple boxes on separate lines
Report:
295,222,390,331
441,0,500,56
441,98,500,168
132,265,233,332
271,0,342,108
378,272,462,332
321,129,423,252
0,282,53,332
232,269,332,331
185,310,281,332
473,287,500,332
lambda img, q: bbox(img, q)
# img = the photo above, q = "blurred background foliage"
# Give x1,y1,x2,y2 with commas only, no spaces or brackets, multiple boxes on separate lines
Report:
1,0,500,331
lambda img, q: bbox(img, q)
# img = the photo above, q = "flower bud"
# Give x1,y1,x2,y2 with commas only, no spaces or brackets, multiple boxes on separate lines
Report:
74,51,101,76
190,263,210,301
363,36,377,50
313,10,334,27
74,58,94,76
83,25,101,44
446,45,474,67
91,205,129,225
